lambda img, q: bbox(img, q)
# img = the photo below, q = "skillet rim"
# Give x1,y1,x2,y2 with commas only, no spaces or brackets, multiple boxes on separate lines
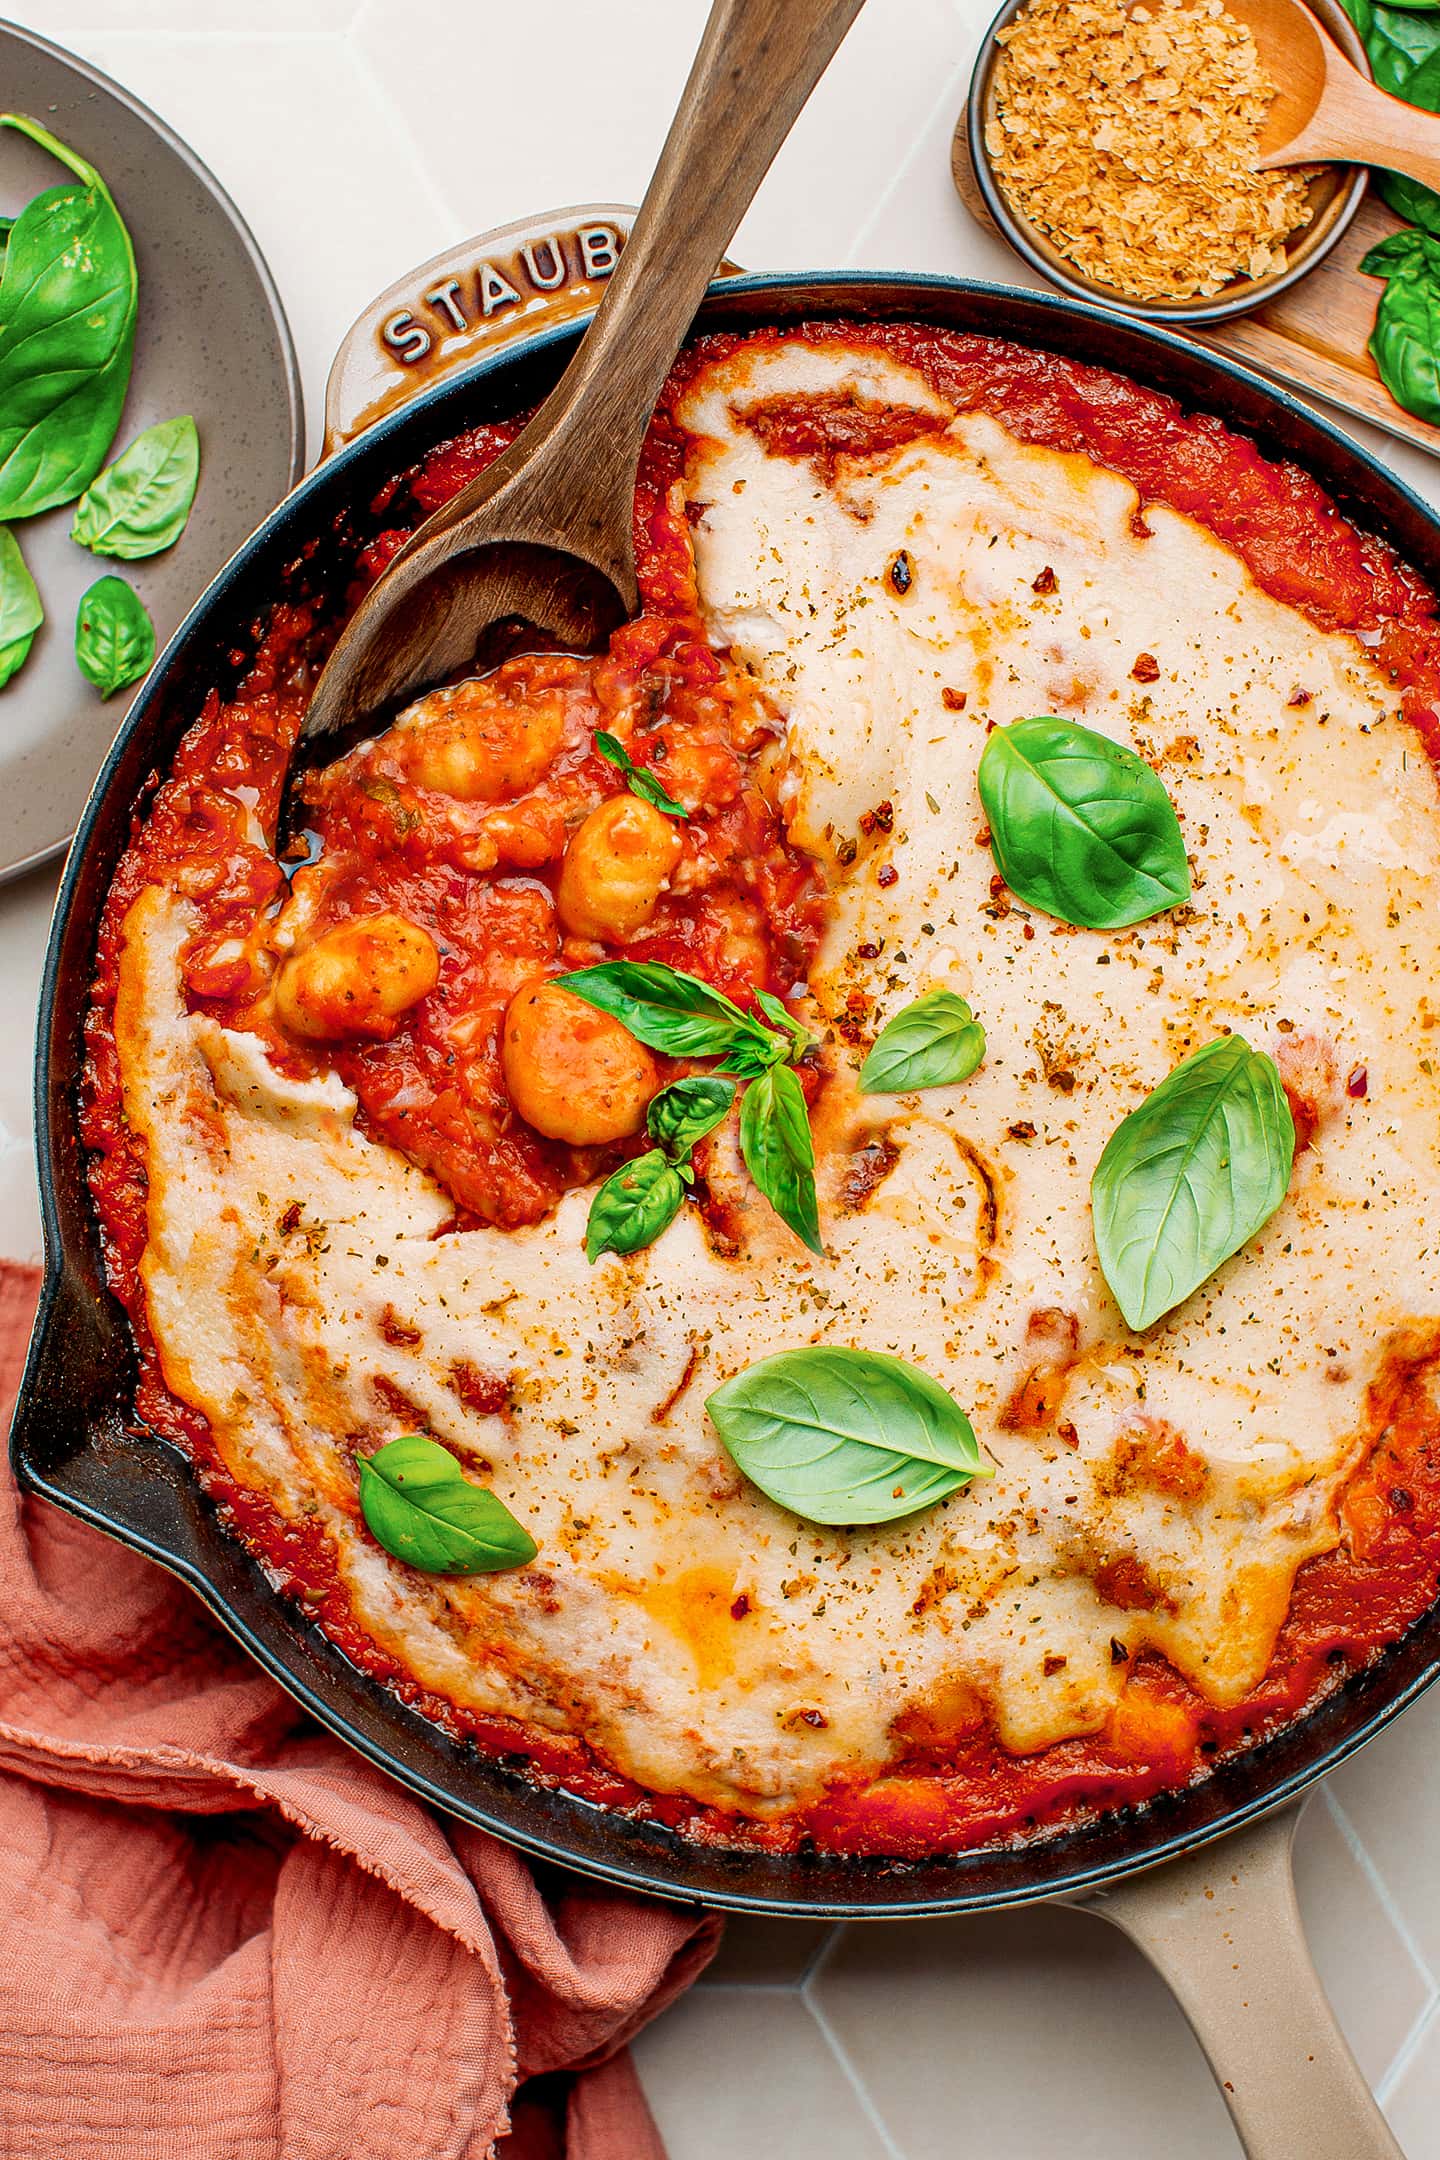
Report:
16,268,1440,1918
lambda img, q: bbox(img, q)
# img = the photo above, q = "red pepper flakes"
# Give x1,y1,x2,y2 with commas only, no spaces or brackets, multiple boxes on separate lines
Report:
876,863,898,888
1288,686,1314,708
888,551,913,596
856,941,881,960
1131,652,1160,683
1346,1064,1368,1099
860,799,894,837
1032,565,1058,595
942,687,968,712
730,1593,751,1619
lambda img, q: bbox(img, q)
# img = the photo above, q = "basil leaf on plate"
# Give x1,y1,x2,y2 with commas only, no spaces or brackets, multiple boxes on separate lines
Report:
358,1433,537,1573
977,716,1191,929
1091,1034,1295,1332
585,1147,686,1261
647,1074,735,1157
560,958,781,1070
859,989,985,1094
1362,229,1440,423
0,525,43,690
706,1345,991,1527
0,116,137,519
740,1063,822,1254
74,574,154,698
594,727,688,818
71,414,200,558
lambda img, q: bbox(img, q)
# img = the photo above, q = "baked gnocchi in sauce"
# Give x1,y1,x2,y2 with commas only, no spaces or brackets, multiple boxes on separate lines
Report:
82,325,1440,1856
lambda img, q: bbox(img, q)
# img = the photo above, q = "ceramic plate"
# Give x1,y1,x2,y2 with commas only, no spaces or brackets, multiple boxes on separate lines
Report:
0,21,303,880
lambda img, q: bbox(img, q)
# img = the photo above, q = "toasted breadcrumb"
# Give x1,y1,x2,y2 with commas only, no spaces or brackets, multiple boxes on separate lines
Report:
986,0,1314,301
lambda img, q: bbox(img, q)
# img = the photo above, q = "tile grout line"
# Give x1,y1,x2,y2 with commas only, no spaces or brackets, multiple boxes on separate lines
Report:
1376,1990,1440,2112
840,48,976,267
342,25,465,239
1323,1787,1440,1995
802,1977,910,2160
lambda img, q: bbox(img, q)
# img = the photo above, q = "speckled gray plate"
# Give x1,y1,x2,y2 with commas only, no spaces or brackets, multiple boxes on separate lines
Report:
0,20,303,880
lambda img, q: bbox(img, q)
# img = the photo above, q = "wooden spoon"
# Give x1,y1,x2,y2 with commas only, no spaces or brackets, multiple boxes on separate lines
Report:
297,0,865,755
1228,0,1440,191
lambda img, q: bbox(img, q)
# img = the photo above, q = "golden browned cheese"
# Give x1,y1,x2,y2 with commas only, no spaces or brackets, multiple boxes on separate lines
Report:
113,337,1440,1816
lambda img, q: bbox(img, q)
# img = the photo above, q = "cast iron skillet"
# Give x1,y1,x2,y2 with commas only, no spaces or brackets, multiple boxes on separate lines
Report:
14,264,1436,2159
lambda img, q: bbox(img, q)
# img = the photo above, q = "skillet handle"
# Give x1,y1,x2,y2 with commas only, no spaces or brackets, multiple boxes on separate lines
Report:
1081,1801,1403,2160
320,207,745,460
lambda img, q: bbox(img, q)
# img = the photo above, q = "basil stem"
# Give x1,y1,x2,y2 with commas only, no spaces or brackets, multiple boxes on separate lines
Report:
1091,1034,1295,1332
74,574,154,699
977,715,1190,930
0,116,137,519
0,525,43,690
859,989,985,1094
706,1345,990,1527
358,1434,537,1573
594,727,688,818
71,414,200,559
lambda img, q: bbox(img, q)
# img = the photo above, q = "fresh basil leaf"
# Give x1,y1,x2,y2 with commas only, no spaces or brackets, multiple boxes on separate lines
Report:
1091,1034,1295,1332
74,574,154,699
0,116,137,518
859,989,985,1094
594,726,688,818
358,1433,537,1573
71,414,200,558
977,716,1191,929
740,1063,822,1253
1379,169,1440,234
0,525,42,689
1362,229,1440,423
1341,0,1440,90
647,1074,735,1157
706,1345,991,1527
560,958,778,1069
585,1148,686,1261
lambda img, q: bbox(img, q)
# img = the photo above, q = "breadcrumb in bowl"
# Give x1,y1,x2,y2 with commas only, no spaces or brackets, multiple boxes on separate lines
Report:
966,0,1368,325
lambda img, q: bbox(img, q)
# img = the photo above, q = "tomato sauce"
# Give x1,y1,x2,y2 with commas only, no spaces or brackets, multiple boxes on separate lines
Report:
81,324,1440,1858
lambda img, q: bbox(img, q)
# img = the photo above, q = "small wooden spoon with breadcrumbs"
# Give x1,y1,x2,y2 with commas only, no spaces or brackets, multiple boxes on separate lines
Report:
1231,0,1440,192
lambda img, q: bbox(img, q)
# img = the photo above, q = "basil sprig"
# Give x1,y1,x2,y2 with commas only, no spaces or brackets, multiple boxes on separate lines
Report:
0,116,137,519
0,526,42,690
71,414,200,559
707,1345,991,1527
1091,1035,1295,1332
75,574,154,699
977,716,1190,930
358,1434,537,1573
586,1075,736,1261
860,989,985,1094
1362,231,1440,424
1340,0,1440,232
563,960,822,1250
594,728,688,818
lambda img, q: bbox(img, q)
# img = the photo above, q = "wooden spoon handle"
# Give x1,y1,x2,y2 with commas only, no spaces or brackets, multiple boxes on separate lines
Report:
1281,71,1440,195
416,0,865,595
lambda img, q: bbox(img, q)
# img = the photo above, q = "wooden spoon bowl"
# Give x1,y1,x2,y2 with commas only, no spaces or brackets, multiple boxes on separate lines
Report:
965,0,1369,326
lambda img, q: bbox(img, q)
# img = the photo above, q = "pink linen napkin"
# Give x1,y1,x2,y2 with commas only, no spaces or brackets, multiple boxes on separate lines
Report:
0,1261,719,2158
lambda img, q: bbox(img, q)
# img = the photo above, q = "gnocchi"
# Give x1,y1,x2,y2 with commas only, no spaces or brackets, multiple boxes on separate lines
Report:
501,979,657,1145
556,795,684,940
274,914,440,1041
394,675,566,801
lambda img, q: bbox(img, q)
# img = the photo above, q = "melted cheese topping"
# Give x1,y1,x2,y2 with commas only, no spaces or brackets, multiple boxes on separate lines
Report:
115,337,1440,1817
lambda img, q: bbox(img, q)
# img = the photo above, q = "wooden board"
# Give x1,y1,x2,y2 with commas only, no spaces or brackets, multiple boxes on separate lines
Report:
952,109,1440,459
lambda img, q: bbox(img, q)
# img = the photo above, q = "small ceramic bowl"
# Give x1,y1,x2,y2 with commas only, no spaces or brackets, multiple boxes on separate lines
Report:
965,0,1369,326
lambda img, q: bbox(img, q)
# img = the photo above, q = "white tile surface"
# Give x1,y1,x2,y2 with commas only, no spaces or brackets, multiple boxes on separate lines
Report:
8,2,1440,2154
